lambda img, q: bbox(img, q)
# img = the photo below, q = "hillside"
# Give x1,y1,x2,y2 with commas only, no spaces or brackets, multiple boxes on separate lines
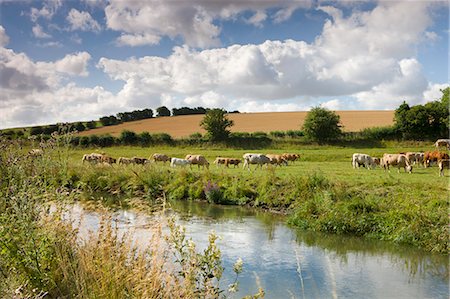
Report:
78,111,395,138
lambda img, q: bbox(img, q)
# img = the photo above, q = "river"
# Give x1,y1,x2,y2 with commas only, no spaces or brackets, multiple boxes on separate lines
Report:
62,200,449,299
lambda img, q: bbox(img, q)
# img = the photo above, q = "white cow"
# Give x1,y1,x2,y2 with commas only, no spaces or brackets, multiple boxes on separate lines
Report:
170,158,191,168
352,153,376,169
242,153,270,170
381,154,412,173
434,139,450,149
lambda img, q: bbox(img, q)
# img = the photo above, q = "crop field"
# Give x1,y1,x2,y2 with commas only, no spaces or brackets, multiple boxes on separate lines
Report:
77,110,395,138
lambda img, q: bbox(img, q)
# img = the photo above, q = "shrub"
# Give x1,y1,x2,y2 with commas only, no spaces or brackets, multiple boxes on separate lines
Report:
152,133,173,144
269,131,286,138
138,131,152,146
303,107,342,142
120,130,138,145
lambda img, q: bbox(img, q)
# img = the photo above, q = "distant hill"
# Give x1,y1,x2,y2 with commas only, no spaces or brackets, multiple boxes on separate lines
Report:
78,111,395,138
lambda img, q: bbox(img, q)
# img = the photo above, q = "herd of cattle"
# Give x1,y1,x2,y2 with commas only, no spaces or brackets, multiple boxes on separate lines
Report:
81,152,300,170
80,150,449,176
351,151,449,176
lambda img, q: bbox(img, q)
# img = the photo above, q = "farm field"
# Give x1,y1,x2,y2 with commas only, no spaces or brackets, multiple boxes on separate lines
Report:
77,110,395,138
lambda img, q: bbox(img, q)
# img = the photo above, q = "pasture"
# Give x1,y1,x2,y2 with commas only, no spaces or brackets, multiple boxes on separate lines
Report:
63,142,449,253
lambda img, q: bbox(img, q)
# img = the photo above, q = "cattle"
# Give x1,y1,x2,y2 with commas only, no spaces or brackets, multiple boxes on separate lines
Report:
424,151,450,167
185,154,210,169
266,154,288,166
434,139,450,149
281,153,300,164
170,158,191,168
82,153,104,164
213,157,241,168
132,157,148,165
381,154,412,173
152,153,171,164
118,157,134,165
101,155,116,164
373,157,381,166
242,153,270,170
28,148,43,158
352,153,376,169
438,159,450,177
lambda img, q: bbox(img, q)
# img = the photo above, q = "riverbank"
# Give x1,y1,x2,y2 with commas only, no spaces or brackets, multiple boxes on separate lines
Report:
66,150,448,253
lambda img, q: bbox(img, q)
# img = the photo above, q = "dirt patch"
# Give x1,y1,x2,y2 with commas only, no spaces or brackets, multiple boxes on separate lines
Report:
78,111,394,138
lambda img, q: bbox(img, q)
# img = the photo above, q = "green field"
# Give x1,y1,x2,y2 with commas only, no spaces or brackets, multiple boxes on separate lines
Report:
56,142,448,253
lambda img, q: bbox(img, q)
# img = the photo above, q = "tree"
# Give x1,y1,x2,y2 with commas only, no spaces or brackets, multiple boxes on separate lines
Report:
86,120,97,129
156,106,171,117
394,89,449,140
74,122,86,132
200,109,234,141
302,107,342,142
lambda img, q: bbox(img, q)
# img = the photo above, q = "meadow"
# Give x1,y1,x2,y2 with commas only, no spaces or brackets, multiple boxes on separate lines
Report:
65,142,448,253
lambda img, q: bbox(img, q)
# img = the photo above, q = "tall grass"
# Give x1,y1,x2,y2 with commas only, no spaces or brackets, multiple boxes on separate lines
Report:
0,137,263,298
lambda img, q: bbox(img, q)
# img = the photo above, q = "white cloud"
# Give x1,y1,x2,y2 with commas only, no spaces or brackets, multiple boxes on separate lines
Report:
66,9,101,32
116,33,161,47
96,1,442,112
104,0,312,48
32,24,52,38
422,83,449,103
0,25,9,47
321,99,343,110
30,0,62,22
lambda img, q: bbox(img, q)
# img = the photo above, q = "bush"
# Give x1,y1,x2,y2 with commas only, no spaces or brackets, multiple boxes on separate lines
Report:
152,133,173,144
138,132,152,146
200,109,234,142
359,126,399,140
269,131,286,138
303,107,342,142
98,135,115,147
79,136,90,147
120,130,138,145
251,131,268,137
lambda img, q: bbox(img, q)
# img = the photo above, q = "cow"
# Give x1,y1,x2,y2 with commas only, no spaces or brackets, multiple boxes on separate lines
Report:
132,157,148,165
118,157,134,165
438,159,450,177
424,151,450,167
185,154,210,169
28,148,43,158
281,153,300,164
434,139,450,149
381,154,412,173
152,153,171,164
373,157,381,166
213,157,241,168
82,153,104,164
101,155,116,164
352,153,376,169
170,158,191,168
266,154,288,166
242,153,271,170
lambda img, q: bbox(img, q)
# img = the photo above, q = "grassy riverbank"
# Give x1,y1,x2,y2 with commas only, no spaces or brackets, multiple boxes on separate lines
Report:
0,140,261,298
61,143,449,253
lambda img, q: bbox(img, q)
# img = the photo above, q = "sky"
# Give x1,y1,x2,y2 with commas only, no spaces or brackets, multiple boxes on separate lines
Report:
0,0,448,129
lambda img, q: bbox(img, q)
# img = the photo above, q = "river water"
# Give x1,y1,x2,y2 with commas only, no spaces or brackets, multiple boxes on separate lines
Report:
63,200,448,299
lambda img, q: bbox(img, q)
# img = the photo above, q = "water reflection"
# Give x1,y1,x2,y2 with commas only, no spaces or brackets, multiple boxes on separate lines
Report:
58,201,449,299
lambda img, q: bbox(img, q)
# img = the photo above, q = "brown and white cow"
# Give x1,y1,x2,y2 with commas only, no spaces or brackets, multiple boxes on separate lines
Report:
213,157,241,168
266,154,288,166
185,154,210,169
381,154,412,173
152,153,171,164
424,151,450,167
281,153,300,164
438,159,449,177
242,153,270,170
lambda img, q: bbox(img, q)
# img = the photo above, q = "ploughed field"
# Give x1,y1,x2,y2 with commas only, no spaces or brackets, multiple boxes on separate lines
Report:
78,110,395,138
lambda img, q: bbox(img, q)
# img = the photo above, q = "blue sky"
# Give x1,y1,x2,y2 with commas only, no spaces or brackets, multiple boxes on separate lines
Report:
0,0,448,129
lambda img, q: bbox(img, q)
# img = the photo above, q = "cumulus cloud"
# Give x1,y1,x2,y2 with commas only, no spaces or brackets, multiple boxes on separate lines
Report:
95,1,443,113
116,33,161,47
0,44,98,128
32,24,52,38
104,0,312,47
30,0,62,22
66,9,101,32
0,25,9,47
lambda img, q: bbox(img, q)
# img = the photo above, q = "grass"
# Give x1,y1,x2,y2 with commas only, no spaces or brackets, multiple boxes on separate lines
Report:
58,142,449,253
0,138,264,298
